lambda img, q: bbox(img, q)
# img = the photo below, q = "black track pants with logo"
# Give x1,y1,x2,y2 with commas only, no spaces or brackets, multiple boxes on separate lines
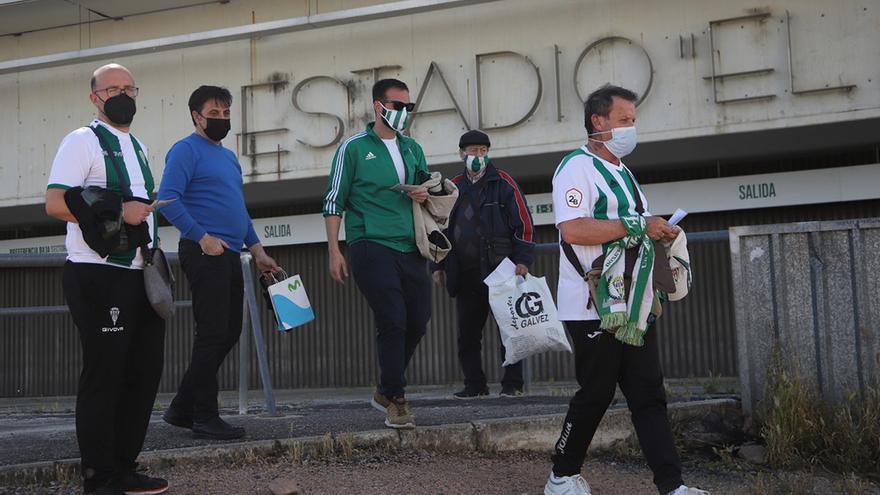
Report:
170,240,244,422
62,262,165,491
551,320,683,494
349,240,431,399
454,269,523,391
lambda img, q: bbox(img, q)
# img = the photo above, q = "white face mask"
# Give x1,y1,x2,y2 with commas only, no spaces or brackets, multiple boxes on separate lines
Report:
590,126,637,159
379,103,410,132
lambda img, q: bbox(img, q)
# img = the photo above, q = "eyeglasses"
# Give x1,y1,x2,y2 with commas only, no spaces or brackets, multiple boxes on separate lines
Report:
94,86,139,98
383,100,415,112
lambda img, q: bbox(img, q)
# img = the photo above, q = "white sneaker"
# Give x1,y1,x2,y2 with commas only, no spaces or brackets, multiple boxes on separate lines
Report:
544,472,591,495
667,486,709,495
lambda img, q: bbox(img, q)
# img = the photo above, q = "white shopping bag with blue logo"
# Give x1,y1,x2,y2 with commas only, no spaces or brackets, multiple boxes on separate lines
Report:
265,270,315,331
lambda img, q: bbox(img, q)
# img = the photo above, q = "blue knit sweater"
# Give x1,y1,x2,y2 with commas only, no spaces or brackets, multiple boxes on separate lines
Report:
157,133,259,251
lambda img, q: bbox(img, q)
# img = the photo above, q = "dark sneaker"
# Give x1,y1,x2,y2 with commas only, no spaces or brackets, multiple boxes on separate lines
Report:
453,387,489,400
162,406,192,429
500,386,524,398
191,416,245,440
116,469,169,495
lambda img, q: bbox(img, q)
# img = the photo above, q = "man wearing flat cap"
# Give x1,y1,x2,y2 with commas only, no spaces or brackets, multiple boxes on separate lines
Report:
431,130,535,399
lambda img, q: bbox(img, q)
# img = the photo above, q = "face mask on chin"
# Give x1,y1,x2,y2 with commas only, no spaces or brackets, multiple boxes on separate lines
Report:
379,103,410,132
101,94,137,126
589,125,638,159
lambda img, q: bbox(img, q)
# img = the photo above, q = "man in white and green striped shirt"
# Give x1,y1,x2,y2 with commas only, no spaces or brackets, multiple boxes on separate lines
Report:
544,85,707,495
45,64,168,495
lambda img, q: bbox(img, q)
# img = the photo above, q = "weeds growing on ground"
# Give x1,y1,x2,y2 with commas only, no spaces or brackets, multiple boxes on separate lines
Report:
761,350,880,479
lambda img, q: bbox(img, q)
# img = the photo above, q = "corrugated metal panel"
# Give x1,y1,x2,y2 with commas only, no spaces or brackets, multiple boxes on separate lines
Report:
3,199,879,397
730,219,880,416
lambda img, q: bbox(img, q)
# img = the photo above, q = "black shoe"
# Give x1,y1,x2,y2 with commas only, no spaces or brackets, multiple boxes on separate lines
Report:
453,387,489,399
162,406,193,429
115,469,169,494
85,482,125,495
499,385,524,398
192,416,246,440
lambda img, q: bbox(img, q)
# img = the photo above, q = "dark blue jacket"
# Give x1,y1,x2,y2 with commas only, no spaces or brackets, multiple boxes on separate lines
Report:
431,163,535,297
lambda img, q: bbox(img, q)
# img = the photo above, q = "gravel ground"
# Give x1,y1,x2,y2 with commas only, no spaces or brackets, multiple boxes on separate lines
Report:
4,449,878,495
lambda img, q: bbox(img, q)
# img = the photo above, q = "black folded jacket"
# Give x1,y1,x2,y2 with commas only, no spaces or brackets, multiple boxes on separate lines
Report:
64,186,151,258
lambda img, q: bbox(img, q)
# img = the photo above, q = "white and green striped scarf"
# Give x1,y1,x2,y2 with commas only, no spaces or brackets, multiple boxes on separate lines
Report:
596,216,654,346
586,151,655,346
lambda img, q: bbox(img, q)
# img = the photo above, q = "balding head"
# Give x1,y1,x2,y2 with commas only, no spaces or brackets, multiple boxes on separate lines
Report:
89,63,137,129
90,63,134,91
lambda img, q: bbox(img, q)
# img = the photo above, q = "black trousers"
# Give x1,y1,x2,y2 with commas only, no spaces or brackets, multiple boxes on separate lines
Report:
62,262,165,491
349,241,431,399
170,240,244,422
551,320,683,494
454,269,523,390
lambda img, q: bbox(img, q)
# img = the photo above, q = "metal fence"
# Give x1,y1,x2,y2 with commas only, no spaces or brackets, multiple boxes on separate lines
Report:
730,218,880,417
0,226,736,398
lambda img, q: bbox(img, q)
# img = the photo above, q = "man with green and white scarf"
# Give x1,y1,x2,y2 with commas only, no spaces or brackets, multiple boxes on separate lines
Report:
543,85,708,495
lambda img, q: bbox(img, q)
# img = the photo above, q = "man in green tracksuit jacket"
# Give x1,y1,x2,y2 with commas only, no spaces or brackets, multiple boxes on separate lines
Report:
323,78,430,430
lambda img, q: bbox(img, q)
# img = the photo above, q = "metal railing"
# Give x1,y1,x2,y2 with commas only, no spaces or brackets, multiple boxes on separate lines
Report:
0,230,729,411
0,251,276,415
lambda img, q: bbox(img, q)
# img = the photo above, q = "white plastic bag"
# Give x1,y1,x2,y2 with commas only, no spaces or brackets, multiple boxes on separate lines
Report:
485,262,572,366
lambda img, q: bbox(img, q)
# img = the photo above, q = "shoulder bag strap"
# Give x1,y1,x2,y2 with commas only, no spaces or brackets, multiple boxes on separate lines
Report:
90,125,132,198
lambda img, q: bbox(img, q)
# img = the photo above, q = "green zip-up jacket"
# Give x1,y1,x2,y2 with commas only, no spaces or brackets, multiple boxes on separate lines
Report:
323,122,429,253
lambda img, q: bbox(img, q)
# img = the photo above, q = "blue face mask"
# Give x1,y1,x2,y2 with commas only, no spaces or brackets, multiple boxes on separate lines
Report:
464,154,488,174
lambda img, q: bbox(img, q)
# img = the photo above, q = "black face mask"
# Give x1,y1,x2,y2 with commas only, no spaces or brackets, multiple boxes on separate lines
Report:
201,117,231,141
102,94,137,125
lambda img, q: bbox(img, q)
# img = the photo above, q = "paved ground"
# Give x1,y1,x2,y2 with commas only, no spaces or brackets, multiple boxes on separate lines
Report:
0,381,733,468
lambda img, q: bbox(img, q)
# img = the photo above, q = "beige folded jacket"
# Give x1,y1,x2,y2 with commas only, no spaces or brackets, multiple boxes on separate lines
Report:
412,171,459,263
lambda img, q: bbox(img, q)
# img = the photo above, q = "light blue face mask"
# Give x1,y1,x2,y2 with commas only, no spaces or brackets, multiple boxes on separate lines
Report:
589,126,638,159
464,154,489,174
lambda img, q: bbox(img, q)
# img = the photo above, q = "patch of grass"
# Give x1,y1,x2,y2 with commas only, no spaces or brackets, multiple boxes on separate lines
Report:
702,372,722,395
337,433,354,458
760,350,880,479
317,433,334,458
285,440,304,465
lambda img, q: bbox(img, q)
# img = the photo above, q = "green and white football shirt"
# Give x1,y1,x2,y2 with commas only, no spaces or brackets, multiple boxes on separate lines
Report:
47,119,156,269
552,145,650,321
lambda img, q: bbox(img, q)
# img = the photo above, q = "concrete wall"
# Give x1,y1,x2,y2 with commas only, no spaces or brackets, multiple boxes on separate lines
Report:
1,0,878,208
730,218,880,417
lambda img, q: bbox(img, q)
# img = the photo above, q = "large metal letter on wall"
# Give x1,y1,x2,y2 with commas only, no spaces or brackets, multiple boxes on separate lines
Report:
475,51,542,130
410,61,470,133
291,75,350,149
573,36,653,106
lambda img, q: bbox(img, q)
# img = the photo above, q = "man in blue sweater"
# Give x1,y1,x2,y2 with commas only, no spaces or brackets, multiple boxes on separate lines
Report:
157,85,279,440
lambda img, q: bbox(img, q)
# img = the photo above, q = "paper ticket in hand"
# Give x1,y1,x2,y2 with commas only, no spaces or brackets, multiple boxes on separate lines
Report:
150,198,177,209
668,208,688,226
